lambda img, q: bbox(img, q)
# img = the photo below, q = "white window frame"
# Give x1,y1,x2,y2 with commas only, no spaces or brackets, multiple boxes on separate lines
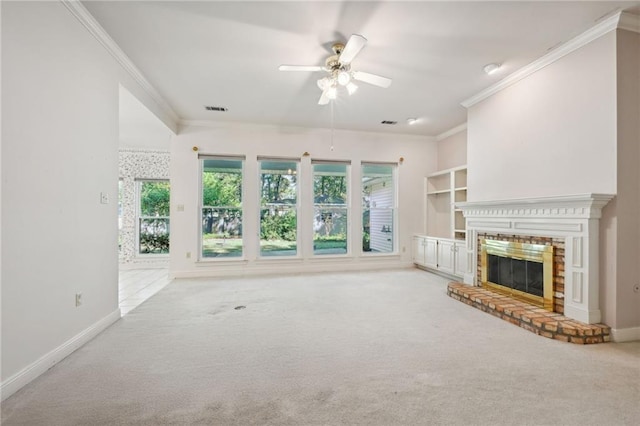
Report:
198,155,246,261
361,162,398,256
257,157,301,259
311,160,351,257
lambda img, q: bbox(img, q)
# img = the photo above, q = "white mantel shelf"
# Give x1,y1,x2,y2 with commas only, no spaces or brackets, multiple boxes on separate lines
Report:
454,193,615,325
455,193,615,219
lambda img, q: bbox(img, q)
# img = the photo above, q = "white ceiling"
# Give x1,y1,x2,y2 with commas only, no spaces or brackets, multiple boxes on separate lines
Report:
85,1,640,137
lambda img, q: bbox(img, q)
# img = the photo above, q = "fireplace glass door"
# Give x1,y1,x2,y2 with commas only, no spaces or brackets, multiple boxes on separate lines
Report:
481,239,553,310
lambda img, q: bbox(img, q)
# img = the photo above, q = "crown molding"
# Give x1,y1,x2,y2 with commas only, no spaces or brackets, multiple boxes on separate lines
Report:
60,0,179,130
435,123,467,142
619,12,640,33
461,11,624,108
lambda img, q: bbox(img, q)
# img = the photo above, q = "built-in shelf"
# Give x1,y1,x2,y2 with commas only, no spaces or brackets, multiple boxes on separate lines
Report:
425,165,467,240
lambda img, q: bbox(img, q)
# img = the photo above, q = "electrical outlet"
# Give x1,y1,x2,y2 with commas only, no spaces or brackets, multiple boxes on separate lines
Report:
177,204,185,212
402,246,406,253
100,192,109,204
186,252,191,259
75,293,82,307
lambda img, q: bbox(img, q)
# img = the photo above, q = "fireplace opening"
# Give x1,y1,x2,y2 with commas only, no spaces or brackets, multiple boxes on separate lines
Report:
487,254,543,297
481,239,554,310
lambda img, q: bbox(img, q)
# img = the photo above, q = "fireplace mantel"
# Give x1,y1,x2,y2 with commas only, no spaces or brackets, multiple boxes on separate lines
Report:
456,193,614,324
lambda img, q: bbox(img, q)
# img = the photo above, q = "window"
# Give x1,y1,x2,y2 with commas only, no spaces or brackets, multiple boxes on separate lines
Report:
362,163,396,253
137,180,170,255
201,157,243,258
259,159,299,257
313,161,349,255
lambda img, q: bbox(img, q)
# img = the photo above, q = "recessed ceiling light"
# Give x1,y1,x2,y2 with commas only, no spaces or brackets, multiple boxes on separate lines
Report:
483,63,502,75
407,118,419,125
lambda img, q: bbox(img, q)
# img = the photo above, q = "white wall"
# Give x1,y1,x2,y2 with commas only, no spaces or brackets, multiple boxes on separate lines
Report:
437,129,467,170
119,85,173,151
170,123,436,277
614,29,640,331
1,1,171,397
467,31,617,202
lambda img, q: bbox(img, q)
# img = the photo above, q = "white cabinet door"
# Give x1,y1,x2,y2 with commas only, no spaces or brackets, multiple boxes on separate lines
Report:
412,236,426,266
424,237,438,269
437,239,455,275
453,241,468,278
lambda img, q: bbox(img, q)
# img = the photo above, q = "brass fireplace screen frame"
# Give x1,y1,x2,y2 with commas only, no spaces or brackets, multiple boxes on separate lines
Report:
480,239,554,310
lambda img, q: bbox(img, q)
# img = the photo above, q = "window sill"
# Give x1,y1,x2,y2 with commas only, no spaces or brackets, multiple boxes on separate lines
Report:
195,258,248,266
360,252,400,258
135,253,170,259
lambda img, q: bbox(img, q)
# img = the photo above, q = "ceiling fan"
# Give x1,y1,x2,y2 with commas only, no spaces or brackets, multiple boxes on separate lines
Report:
279,34,392,105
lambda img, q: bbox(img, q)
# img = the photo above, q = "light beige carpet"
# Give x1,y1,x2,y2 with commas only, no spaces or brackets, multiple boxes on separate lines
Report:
2,269,639,425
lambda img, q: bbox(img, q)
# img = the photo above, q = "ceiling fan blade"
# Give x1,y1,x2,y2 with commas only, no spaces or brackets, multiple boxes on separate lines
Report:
278,65,324,72
318,89,330,105
352,71,392,88
338,34,367,65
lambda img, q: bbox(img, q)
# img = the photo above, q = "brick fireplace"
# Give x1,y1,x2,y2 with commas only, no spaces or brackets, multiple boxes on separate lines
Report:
455,194,614,325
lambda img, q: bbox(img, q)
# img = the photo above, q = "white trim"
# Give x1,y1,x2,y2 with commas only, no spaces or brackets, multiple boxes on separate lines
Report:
456,193,615,219
172,259,411,279
610,326,640,342
427,164,467,178
435,123,467,142
461,12,623,108
619,12,640,33
60,0,179,132
1,309,121,401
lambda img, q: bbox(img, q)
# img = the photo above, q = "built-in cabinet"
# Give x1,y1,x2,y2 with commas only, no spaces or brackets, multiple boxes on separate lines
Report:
412,235,467,278
415,165,468,278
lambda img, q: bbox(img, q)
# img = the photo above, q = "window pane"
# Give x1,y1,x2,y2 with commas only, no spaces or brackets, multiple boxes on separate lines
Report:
139,218,170,254
138,180,170,255
313,163,348,255
362,164,395,253
260,160,298,257
202,208,243,257
202,158,243,258
140,181,171,216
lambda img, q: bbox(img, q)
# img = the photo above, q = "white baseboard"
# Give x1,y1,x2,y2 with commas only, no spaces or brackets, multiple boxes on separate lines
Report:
171,260,414,279
1,309,121,401
611,326,640,342
119,259,169,270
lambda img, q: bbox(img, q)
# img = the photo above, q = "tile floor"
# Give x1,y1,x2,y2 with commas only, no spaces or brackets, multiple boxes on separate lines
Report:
118,268,172,315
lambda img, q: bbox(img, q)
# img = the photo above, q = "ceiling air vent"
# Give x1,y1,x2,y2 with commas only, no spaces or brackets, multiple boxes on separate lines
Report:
204,106,228,112
381,120,397,125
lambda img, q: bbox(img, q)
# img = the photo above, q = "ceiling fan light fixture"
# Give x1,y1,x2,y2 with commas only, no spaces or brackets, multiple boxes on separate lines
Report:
346,82,358,95
337,70,351,86
326,86,338,100
483,63,502,75
317,77,330,90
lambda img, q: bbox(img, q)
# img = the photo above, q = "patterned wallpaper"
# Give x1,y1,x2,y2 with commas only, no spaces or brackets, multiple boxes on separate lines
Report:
119,149,170,265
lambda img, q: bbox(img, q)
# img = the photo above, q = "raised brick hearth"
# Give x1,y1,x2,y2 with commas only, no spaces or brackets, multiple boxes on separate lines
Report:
447,282,611,344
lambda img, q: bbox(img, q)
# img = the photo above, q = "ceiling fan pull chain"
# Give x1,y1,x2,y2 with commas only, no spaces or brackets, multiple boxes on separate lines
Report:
330,101,335,152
